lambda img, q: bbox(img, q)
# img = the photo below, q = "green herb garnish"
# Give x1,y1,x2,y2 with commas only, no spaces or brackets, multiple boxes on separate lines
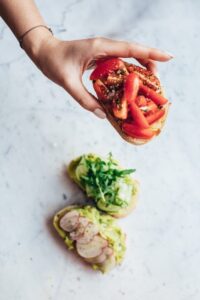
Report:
80,153,135,207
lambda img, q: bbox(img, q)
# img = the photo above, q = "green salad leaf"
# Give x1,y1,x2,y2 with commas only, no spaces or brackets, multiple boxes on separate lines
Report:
80,153,135,207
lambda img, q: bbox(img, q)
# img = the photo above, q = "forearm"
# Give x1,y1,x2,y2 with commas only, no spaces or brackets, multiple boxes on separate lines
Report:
0,0,52,59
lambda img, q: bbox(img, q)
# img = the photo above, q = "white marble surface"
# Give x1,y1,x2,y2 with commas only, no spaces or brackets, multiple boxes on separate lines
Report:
0,0,200,299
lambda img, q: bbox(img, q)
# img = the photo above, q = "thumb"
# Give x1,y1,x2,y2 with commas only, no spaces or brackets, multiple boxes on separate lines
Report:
64,75,106,119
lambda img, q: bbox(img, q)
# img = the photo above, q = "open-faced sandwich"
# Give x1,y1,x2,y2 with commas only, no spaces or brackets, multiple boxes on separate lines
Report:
53,205,126,273
68,153,139,218
90,58,170,145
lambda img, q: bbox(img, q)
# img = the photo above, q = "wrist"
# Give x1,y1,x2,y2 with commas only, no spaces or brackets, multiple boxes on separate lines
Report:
22,26,54,62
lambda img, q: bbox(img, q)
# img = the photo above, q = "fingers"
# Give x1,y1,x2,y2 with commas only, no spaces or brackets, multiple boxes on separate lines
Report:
128,42,173,61
94,38,173,62
137,59,158,76
63,75,106,119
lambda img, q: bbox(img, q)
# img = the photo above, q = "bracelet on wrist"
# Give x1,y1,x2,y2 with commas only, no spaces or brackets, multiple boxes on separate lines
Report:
18,25,53,49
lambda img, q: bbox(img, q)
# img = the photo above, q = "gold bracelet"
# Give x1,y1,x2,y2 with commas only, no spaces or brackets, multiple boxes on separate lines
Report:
18,25,53,48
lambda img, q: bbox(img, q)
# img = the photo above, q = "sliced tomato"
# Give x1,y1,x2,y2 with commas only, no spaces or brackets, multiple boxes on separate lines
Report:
135,95,147,107
90,58,125,80
112,98,128,120
123,73,140,104
136,95,159,113
146,109,165,124
93,79,109,101
139,84,168,106
114,73,149,127
129,102,149,129
145,99,158,112
122,122,155,139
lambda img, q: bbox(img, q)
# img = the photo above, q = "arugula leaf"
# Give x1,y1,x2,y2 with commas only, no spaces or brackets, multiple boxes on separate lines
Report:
80,153,135,207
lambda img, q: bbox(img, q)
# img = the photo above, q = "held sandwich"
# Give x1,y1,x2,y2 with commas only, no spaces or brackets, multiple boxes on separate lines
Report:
90,58,170,145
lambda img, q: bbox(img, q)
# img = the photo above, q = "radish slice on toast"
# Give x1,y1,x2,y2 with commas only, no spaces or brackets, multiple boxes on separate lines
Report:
85,253,107,264
77,222,99,244
85,246,113,264
101,254,116,271
76,235,108,258
70,217,89,240
59,210,79,232
103,247,113,257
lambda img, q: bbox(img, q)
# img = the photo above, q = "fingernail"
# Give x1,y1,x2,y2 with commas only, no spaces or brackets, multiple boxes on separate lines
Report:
165,51,174,58
93,108,106,119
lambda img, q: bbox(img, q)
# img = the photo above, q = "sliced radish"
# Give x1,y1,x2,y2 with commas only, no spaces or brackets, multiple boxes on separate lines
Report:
103,247,113,257
101,254,116,271
85,252,107,264
70,217,89,240
77,222,99,244
85,246,113,264
76,235,108,258
59,210,79,232
78,217,89,228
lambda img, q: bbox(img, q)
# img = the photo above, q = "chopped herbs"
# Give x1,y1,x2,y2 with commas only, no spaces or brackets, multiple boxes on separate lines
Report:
80,153,135,207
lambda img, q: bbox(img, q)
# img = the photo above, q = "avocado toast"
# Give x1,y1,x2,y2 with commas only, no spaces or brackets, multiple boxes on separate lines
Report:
53,205,126,273
68,153,139,217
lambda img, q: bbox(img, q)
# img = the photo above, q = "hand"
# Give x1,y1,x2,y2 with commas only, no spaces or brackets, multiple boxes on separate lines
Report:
25,33,173,118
